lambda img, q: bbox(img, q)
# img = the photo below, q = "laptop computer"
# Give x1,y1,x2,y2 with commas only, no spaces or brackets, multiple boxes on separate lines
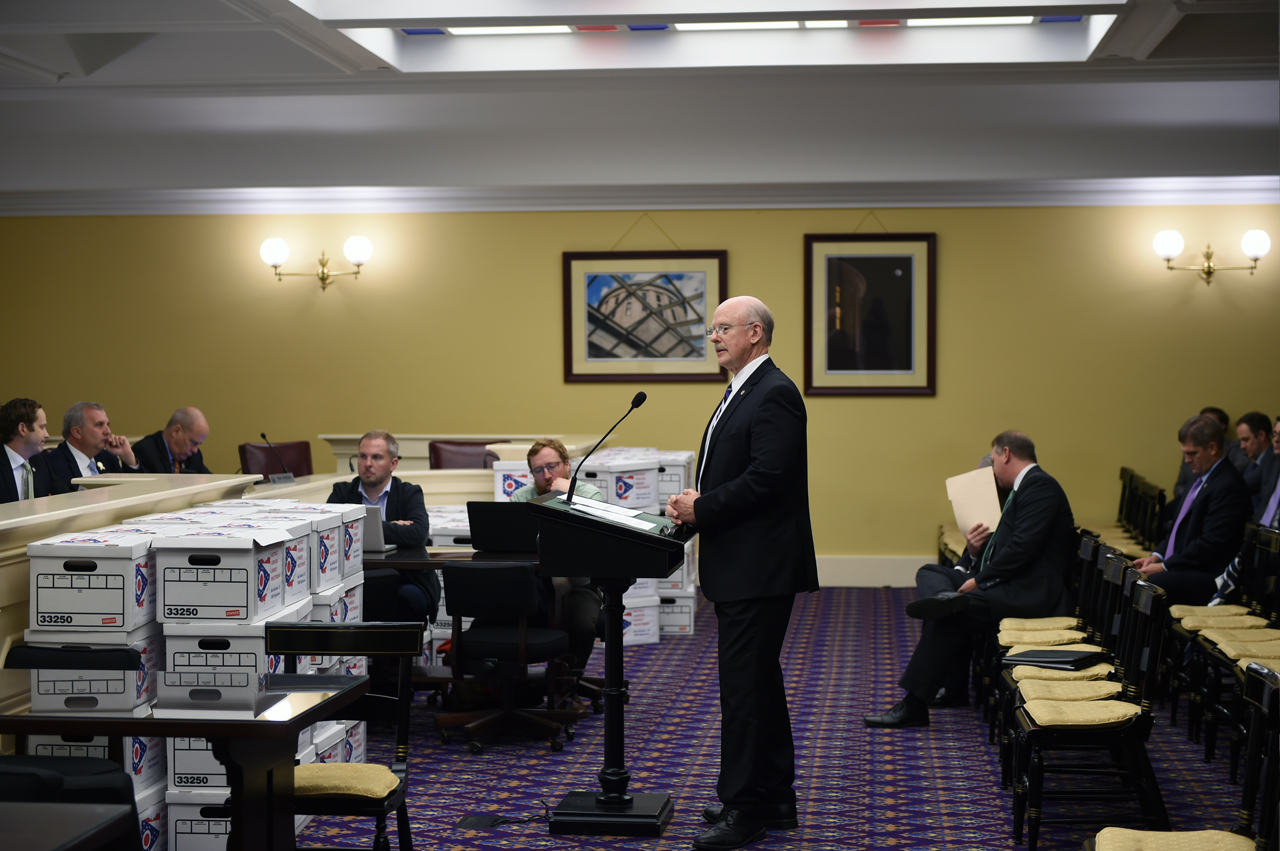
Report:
363,505,398,552
466,501,540,554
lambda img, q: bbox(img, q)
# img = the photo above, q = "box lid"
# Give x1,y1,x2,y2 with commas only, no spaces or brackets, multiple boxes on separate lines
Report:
209,518,311,539
162,598,310,636
28,531,153,559
25,620,161,646
166,788,235,805
267,502,364,522
127,512,218,525
311,584,346,605
151,527,296,550
622,595,661,609
580,459,660,473
312,724,345,750
135,780,166,809
343,571,364,588
257,512,342,532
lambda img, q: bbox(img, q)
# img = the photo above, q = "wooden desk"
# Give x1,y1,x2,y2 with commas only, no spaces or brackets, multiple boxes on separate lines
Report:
3,802,136,851
0,671,368,851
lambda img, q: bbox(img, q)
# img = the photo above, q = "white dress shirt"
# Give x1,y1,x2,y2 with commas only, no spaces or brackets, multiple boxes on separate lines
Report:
6,445,27,499
360,477,393,520
67,443,100,477
698,353,771,491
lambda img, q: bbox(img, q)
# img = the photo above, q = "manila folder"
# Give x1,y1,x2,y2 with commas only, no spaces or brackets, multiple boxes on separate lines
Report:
945,467,1002,534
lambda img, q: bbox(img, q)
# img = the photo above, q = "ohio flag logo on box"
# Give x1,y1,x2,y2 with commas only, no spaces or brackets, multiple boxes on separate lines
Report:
267,653,283,674
131,737,147,775
344,525,354,559
257,559,270,602
139,818,160,850
502,474,526,496
135,564,148,607
319,536,331,573
616,476,634,499
136,668,148,699
285,548,298,588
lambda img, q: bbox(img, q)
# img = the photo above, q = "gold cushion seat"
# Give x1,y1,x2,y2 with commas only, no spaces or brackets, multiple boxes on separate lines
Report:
1017,680,1123,702
1213,639,1280,661
999,616,1080,631
1198,627,1280,645
1235,657,1280,673
1167,604,1250,620
1095,826,1254,851
293,763,401,798
1006,642,1103,656
1179,615,1269,632
1011,662,1115,682
1022,698,1141,728
998,628,1088,647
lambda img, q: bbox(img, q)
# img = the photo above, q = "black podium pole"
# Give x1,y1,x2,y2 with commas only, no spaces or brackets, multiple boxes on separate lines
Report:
529,494,681,837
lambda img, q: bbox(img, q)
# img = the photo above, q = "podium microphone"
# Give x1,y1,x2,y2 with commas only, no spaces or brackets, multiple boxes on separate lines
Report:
260,432,295,483
565,392,646,505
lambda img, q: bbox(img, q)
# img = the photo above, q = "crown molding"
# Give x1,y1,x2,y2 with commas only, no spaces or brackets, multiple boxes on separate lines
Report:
0,176,1275,216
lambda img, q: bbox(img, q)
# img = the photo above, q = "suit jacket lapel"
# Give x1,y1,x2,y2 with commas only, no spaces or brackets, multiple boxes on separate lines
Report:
697,359,776,486
0,459,17,502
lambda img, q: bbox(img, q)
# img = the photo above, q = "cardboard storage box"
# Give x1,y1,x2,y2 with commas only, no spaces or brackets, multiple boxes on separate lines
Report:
657,538,699,591
160,598,310,709
623,578,659,599
344,720,366,764
24,622,161,714
208,519,311,607
595,595,661,647
343,655,366,678
341,572,363,623
28,733,166,795
428,505,470,547
656,450,697,503
153,524,308,623
308,583,346,668
579,459,660,509
166,788,232,851
137,780,168,851
493,460,534,502
168,735,226,790
260,502,364,578
28,532,157,632
253,511,344,593
313,722,346,764
659,589,698,636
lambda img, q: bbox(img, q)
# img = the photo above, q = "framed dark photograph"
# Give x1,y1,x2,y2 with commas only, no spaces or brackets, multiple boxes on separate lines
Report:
803,233,936,396
563,250,729,383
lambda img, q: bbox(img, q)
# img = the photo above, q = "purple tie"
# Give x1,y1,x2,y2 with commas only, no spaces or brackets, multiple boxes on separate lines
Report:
1262,482,1280,527
1166,476,1204,560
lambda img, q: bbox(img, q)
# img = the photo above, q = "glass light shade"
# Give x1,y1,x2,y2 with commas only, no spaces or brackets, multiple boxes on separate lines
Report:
1152,230,1184,261
343,236,373,267
260,238,290,267
1241,230,1271,260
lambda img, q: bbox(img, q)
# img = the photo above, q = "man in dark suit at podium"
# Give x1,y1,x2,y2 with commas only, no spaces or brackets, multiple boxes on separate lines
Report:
1,398,65,503
667,295,819,851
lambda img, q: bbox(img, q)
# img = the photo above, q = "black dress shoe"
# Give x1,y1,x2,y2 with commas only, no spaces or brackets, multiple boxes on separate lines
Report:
863,700,930,728
703,803,799,830
693,808,767,850
904,591,970,621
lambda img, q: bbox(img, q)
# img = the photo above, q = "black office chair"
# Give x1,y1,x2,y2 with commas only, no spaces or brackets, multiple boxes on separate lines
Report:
427,439,506,470
433,561,586,754
2,645,145,851
238,441,314,481
263,621,422,851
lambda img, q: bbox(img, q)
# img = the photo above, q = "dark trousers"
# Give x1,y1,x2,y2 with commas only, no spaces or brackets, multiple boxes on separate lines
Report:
1147,568,1217,606
363,568,435,623
898,564,998,702
714,595,797,812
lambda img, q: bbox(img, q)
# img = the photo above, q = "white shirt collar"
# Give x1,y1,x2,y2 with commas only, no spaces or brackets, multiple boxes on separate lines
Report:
66,442,98,476
5,445,24,472
362,476,393,503
726,353,771,398
1012,463,1038,491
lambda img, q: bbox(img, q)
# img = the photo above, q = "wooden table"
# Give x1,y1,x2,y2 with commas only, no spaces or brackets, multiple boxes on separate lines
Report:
0,670,368,851
3,802,136,851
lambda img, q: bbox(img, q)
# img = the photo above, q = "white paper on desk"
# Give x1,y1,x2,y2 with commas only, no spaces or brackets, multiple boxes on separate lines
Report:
555,494,643,517
945,467,1002,535
566,501,656,530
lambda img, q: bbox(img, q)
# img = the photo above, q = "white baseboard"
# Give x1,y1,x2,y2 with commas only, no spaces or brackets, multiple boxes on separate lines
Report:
817,555,935,588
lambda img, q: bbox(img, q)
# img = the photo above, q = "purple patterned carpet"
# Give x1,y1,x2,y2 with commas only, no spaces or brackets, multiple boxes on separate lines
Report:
299,587,1243,850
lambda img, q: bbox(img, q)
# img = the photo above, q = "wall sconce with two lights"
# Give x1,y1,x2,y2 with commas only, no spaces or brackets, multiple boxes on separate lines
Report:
1153,229,1270,285
260,236,372,291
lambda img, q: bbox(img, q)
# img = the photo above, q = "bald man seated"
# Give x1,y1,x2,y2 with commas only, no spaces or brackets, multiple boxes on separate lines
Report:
133,407,212,474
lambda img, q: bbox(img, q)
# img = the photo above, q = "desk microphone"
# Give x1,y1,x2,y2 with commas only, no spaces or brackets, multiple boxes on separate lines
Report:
565,392,647,505
260,432,293,482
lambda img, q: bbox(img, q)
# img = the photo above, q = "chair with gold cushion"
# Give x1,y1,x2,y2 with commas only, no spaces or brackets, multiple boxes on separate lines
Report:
1080,660,1280,851
1010,578,1172,851
264,621,423,851
999,535,1103,635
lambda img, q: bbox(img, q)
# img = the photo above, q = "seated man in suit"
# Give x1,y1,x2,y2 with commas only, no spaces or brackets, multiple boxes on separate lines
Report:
1173,406,1251,504
328,430,437,624
1135,414,1253,606
1207,414,1280,604
509,438,605,670
44,401,141,492
1236,411,1276,514
864,431,1076,729
133,407,211,474
1,398,65,503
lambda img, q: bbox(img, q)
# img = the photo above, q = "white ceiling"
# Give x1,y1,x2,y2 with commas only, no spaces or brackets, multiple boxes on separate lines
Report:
0,0,1275,213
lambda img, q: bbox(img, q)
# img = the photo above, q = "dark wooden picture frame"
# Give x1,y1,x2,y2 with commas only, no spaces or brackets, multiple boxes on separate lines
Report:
803,233,937,396
562,250,730,384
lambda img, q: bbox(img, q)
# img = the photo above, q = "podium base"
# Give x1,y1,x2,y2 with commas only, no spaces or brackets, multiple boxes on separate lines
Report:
547,791,674,837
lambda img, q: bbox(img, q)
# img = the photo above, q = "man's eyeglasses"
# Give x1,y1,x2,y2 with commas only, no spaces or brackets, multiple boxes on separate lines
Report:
705,323,753,338
530,461,565,477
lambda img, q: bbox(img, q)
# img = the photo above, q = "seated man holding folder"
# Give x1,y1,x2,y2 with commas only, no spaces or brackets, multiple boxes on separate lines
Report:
864,431,1076,729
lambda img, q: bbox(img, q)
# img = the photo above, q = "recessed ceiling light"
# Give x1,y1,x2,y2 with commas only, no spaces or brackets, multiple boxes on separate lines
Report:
906,16,1034,27
804,21,849,29
447,25,573,35
673,21,800,31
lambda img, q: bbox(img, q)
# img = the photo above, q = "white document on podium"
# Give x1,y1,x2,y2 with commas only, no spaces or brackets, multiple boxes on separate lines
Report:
945,467,1002,534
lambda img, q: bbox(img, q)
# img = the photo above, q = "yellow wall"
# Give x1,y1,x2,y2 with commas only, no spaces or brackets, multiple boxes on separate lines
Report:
3,204,1277,556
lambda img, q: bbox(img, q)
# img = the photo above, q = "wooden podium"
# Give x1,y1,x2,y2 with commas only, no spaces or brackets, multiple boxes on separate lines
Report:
528,491,688,837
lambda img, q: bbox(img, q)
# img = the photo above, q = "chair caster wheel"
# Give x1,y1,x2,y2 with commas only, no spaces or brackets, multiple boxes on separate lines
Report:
550,738,564,752
564,725,575,741
439,731,452,744
592,701,603,714
468,741,484,755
